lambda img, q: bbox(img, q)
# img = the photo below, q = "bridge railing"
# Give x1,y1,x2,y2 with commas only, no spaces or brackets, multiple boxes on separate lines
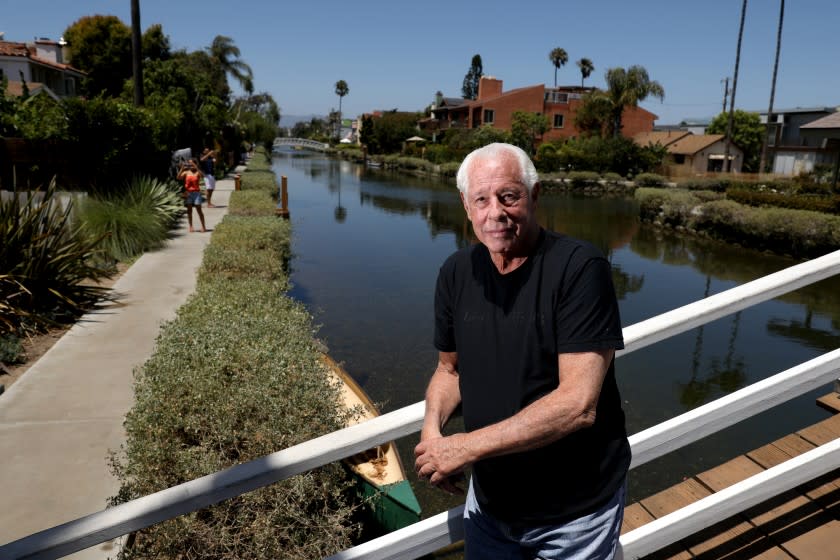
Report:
272,137,329,151
3,249,840,560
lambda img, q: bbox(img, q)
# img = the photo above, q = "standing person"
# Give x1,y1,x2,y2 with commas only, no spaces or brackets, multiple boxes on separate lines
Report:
414,143,629,559
200,148,217,207
178,158,207,233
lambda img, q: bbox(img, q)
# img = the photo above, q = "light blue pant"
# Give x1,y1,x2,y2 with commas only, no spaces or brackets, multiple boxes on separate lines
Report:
463,477,626,560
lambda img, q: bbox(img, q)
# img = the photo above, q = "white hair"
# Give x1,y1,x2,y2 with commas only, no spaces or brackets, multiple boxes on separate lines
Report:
455,143,539,196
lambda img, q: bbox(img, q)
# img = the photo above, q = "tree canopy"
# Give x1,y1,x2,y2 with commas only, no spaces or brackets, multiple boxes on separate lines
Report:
549,48,568,87
577,58,594,87
707,109,764,172
462,54,483,100
582,65,665,137
510,111,549,155
207,35,254,95
64,15,133,97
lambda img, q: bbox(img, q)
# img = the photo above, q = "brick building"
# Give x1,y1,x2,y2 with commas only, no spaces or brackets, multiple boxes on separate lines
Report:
420,76,657,145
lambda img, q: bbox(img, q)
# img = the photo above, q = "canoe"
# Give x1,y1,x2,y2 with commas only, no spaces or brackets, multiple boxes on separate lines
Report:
320,354,422,533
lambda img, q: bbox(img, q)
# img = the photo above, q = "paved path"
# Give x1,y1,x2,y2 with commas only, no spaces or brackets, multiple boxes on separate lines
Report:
0,173,238,558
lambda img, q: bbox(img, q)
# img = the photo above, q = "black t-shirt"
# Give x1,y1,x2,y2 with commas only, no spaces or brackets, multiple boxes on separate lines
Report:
434,229,630,525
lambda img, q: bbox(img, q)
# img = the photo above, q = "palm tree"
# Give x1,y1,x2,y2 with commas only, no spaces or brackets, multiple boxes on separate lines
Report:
597,65,665,137
759,0,784,173
207,35,254,94
334,80,349,141
724,0,748,172
576,58,594,88
548,48,568,87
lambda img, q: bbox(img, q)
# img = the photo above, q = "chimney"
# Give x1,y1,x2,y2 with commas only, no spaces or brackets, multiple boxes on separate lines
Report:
477,76,502,100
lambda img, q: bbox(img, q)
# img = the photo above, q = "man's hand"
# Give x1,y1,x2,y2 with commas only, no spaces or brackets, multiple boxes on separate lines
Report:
414,433,470,495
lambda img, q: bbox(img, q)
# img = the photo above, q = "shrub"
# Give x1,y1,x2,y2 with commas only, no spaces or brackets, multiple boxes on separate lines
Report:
602,172,624,185
76,176,183,262
726,189,840,214
110,158,360,559
636,188,703,225
636,188,840,258
568,171,601,188
675,177,731,192
0,182,112,335
0,334,24,364
394,156,433,172
634,173,666,187
439,162,461,177
693,200,840,257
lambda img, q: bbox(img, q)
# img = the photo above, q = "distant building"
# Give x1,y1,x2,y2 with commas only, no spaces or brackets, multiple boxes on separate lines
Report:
0,37,85,98
634,132,743,175
761,106,840,175
420,76,657,146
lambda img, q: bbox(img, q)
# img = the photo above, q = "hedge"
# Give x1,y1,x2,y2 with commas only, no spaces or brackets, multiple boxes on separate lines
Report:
110,150,360,559
637,187,840,258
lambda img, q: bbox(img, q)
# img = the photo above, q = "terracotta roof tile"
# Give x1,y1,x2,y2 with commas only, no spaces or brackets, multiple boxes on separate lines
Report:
0,40,85,75
0,41,33,57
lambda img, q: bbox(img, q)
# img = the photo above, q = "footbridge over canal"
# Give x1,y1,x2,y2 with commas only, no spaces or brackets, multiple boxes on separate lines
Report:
4,250,840,559
273,137,329,152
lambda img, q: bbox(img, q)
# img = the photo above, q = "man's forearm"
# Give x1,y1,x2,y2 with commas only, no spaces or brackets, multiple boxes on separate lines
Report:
422,353,460,438
461,350,611,463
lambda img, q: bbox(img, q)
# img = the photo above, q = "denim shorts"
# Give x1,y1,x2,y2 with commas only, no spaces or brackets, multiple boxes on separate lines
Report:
463,477,626,560
185,191,204,206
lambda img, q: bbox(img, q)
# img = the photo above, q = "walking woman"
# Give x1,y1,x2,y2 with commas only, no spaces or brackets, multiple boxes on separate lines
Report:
178,158,207,233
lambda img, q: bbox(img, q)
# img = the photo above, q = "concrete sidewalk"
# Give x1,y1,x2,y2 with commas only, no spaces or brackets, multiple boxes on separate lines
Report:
0,172,239,558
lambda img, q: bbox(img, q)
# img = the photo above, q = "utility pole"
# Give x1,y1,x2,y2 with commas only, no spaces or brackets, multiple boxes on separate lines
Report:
759,0,785,175
724,0,748,173
721,77,730,114
130,0,144,107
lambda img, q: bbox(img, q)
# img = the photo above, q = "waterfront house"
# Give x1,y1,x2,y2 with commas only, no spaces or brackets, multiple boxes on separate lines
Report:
635,132,743,175
759,106,838,175
420,76,657,146
0,37,84,99
765,107,840,176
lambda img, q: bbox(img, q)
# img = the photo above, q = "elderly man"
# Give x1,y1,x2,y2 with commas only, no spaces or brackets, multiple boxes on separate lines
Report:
414,143,629,559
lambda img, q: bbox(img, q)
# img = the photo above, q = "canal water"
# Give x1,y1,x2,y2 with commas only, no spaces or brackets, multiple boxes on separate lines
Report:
275,152,840,520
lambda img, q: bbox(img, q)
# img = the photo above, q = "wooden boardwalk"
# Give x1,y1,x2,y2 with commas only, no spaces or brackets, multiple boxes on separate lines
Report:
622,393,840,559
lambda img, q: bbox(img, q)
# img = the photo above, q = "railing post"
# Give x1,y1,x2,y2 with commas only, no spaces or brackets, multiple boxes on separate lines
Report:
275,175,290,219
234,174,241,191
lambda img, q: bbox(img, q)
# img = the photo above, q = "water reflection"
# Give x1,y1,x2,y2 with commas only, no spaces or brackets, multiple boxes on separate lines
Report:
275,153,840,510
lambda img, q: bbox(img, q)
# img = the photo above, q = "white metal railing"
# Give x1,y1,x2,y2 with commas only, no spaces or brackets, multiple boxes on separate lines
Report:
273,137,329,151
3,249,840,560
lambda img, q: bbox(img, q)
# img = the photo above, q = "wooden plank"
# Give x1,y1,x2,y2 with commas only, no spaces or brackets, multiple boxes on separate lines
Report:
777,517,840,560
816,392,840,414
797,414,840,446
621,504,693,559
749,438,840,512
641,478,712,518
696,455,764,490
622,503,655,533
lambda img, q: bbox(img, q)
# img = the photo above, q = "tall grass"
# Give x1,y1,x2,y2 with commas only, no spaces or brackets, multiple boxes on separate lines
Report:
76,176,183,262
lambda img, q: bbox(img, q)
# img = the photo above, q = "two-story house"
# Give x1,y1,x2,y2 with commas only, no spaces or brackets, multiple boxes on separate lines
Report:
420,76,657,145
0,37,85,99
761,106,839,175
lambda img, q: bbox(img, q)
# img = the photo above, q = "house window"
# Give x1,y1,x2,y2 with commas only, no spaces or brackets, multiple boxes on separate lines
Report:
553,114,564,128
673,154,686,164
483,109,495,124
64,78,75,96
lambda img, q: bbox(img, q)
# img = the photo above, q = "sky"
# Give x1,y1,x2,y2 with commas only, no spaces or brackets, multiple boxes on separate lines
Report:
2,0,839,126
